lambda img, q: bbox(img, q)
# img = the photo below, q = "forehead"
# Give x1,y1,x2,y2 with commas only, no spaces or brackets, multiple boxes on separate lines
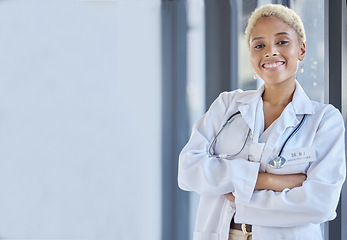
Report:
250,16,297,38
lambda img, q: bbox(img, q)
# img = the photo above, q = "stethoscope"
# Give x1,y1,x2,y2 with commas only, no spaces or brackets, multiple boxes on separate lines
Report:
208,111,307,169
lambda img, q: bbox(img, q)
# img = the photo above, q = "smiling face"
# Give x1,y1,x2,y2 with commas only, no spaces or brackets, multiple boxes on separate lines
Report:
249,16,306,86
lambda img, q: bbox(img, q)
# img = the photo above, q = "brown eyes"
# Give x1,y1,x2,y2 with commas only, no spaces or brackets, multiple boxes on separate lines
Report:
254,44,265,49
278,40,289,45
253,40,289,49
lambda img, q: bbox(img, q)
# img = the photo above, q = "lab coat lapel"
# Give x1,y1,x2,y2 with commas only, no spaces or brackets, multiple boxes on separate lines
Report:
260,102,300,171
291,81,315,115
265,103,299,149
235,81,314,145
236,86,265,136
259,81,315,168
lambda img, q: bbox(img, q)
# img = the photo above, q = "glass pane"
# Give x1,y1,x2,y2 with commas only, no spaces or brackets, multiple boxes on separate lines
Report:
187,1,205,240
187,1,326,239
290,0,325,103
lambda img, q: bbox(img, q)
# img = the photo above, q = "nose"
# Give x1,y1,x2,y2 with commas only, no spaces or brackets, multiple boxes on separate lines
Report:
265,45,279,57
265,52,278,57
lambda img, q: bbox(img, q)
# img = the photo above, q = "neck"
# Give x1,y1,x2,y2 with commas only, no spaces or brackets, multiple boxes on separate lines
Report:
262,80,296,106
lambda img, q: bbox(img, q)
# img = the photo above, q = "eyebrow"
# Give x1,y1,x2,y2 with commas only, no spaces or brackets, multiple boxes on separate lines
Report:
275,32,290,37
251,32,290,42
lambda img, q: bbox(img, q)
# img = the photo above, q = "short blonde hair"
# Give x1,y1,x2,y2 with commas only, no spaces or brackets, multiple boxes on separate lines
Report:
245,4,306,47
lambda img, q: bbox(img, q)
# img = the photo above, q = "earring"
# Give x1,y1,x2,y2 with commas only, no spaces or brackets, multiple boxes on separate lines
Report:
299,62,304,73
253,73,258,80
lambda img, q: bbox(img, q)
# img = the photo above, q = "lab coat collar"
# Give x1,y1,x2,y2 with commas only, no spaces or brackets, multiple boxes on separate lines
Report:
235,80,315,134
236,80,315,115
291,81,315,115
236,86,264,135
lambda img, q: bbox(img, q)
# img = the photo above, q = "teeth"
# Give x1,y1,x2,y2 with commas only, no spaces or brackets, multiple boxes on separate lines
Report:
263,61,284,69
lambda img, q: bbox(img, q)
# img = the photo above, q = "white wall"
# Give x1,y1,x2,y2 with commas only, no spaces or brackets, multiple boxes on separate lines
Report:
0,1,161,239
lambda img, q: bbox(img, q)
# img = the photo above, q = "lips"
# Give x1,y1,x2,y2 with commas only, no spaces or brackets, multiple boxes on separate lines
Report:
262,61,285,70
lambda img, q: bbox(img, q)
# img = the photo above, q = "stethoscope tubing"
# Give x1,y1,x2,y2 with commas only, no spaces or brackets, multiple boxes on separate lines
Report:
208,111,308,162
277,114,307,157
208,111,251,159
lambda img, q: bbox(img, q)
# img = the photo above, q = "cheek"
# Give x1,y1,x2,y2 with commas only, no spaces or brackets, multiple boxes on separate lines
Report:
250,53,260,68
288,52,300,66
287,47,301,60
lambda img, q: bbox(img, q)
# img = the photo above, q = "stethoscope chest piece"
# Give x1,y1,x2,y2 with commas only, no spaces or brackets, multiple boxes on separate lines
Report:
268,156,287,169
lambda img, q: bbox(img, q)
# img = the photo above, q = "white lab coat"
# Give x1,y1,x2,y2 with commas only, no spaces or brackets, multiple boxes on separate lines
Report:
178,81,346,240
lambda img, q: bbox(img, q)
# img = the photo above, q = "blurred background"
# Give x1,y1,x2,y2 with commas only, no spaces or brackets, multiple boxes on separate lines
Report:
0,0,345,240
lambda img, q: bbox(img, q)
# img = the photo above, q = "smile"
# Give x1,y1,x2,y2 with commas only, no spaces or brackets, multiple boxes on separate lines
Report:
262,61,285,70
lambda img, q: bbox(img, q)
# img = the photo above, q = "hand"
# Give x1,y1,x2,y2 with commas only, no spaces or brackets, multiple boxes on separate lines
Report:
273,173,307,190
224,192,235,202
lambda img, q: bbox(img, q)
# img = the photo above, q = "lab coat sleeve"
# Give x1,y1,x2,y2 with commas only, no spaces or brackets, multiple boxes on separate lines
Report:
234,106,346,227
178,91,260,203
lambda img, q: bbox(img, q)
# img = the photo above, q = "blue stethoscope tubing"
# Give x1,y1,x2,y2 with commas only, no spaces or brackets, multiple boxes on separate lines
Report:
208,111,308,168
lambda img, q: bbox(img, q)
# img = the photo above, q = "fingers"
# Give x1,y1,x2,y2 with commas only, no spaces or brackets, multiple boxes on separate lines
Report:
289,174,307,188
297,174,307,186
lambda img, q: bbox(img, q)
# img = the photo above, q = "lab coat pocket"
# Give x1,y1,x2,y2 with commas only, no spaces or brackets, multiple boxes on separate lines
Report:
193,232,219,240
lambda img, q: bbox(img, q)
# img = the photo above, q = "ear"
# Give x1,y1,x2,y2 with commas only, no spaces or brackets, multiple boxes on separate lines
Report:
298,41,306,61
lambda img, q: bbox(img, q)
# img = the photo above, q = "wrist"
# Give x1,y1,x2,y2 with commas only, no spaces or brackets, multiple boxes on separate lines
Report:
255,172,271,190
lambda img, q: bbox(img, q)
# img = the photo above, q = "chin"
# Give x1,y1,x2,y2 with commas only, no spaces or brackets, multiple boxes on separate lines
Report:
263,78,296,86
260,72,296,84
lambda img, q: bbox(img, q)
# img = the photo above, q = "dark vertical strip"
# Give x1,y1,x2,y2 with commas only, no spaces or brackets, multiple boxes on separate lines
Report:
326,0,343,239
230,0,238,91
205,0,231,109
281,0,290,8
341,1,347,239
161,1,189,240
328,0,342,110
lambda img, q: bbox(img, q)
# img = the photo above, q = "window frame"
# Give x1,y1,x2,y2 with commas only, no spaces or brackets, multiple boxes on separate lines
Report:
161,1,190,240
165,0,347,239
326,0,347,239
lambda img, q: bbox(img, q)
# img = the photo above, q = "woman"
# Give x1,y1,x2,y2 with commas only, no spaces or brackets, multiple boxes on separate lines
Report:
178,4,346,240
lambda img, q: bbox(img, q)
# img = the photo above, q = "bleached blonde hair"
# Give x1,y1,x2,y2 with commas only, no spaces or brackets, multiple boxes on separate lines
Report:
245,4,306,48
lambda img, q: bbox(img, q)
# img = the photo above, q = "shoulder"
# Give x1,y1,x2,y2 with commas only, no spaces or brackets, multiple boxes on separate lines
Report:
311,100,342,117
310,101,344,127
217,89,243,100
217,88,260,105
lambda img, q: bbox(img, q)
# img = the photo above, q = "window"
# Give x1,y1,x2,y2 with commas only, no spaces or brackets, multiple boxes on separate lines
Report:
184,1,346,240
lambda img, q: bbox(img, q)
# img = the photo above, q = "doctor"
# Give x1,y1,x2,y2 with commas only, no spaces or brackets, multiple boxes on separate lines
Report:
178,4,346,240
